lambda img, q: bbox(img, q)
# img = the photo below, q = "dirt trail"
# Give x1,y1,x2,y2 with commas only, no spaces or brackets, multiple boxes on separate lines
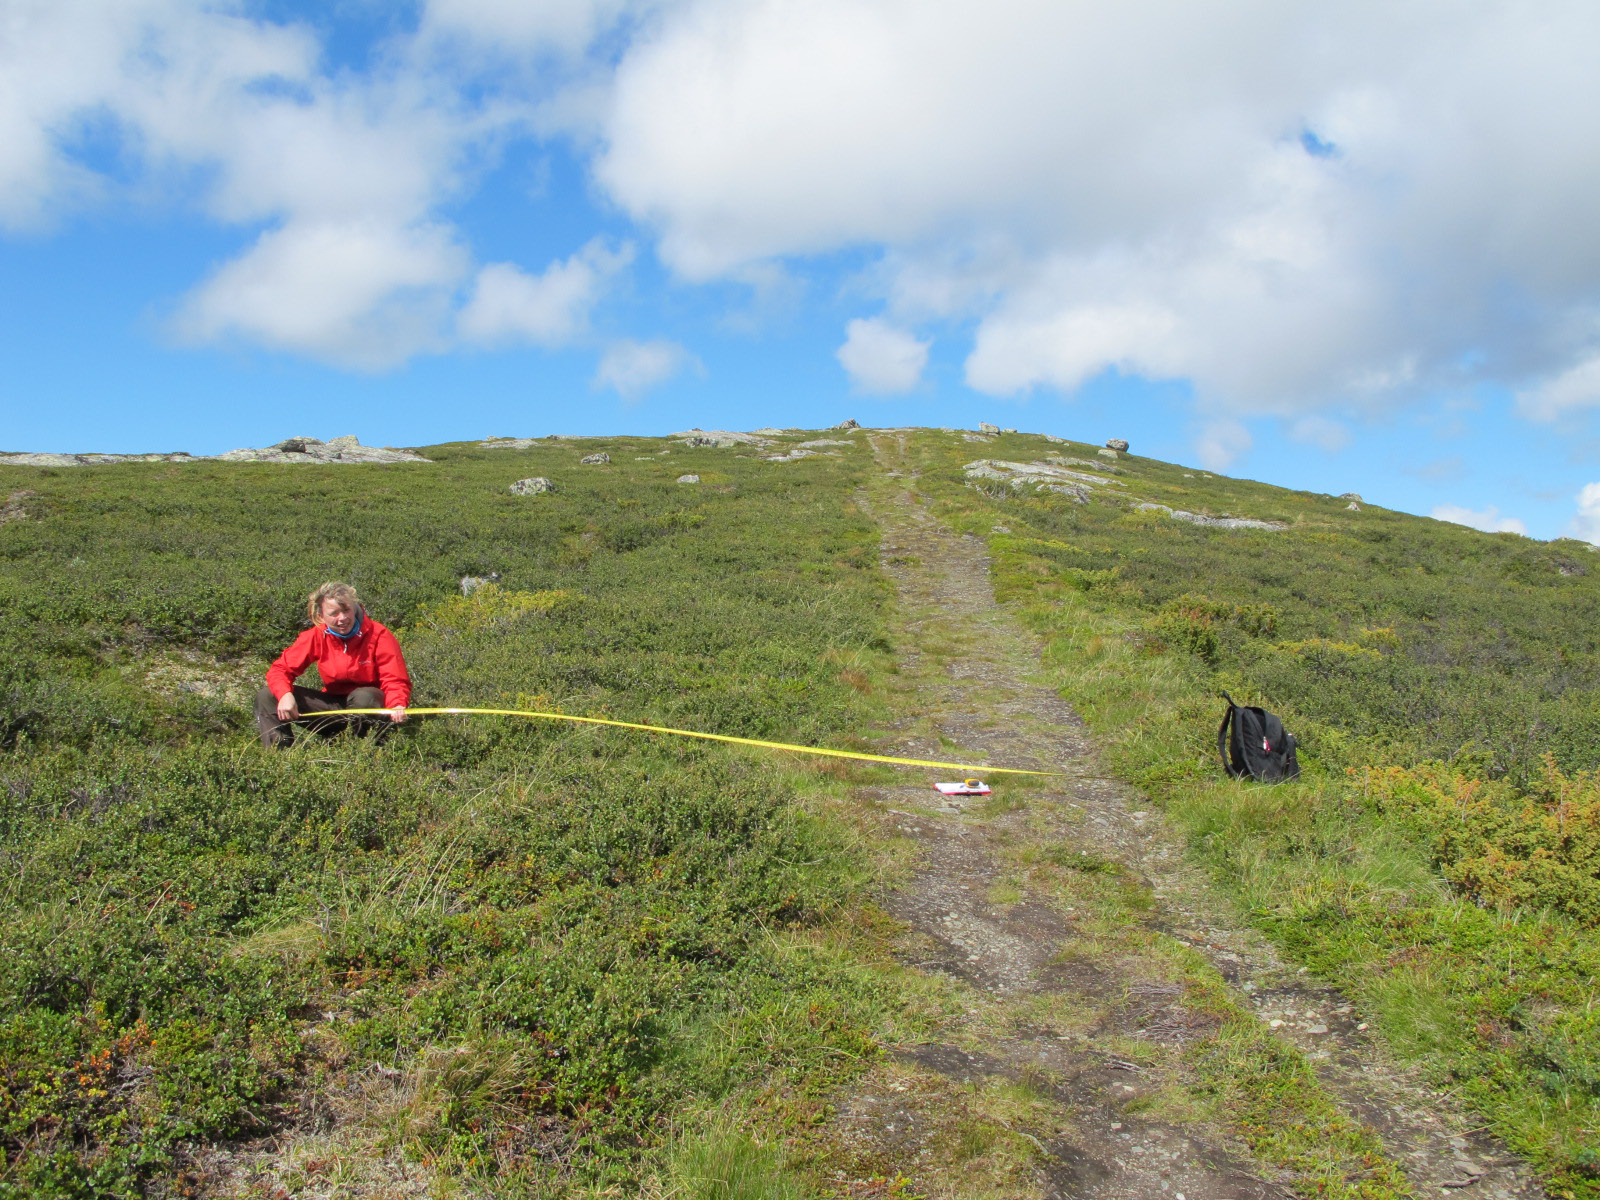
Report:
821,437,1544,1200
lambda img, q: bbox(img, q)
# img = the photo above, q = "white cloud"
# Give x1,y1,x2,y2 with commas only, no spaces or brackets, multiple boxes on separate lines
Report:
1570,483,1600,545
176,220,469,370
593,338,693,398
836,318,928,394
11,0,1600,414
1194,419,1252,472
458,240,633,347
0,0,491,366
1431,503,1528,536
591,0,1600,426
1516,352,1600,421
421,0,637,57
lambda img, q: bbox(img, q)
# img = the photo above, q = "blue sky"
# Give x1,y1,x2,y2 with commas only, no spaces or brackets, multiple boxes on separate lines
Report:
5,1,1600,542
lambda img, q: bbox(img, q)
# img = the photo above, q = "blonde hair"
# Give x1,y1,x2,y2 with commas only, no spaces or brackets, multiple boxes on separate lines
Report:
307,581,362,624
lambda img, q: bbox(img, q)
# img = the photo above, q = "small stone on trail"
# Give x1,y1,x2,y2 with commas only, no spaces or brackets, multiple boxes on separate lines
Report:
509,477,555,495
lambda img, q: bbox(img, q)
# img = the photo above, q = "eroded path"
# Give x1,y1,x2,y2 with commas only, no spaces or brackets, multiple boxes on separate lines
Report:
816,438,1544,1200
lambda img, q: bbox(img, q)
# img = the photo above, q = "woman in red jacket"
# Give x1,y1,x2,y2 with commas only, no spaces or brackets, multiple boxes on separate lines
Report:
255,581,411,748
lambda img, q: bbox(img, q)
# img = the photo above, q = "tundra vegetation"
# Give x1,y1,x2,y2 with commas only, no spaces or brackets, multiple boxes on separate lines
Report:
0,428,1597,1198
0,439,905,1197
911,429,1600,1199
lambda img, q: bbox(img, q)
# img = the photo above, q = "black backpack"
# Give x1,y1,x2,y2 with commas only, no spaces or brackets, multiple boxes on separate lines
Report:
1217,692,1300,782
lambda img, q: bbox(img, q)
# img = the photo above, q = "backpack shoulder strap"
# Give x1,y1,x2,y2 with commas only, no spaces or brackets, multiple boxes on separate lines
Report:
1217,692,1236,775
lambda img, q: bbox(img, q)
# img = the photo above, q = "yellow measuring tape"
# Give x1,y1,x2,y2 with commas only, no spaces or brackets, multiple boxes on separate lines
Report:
328,706,1060,776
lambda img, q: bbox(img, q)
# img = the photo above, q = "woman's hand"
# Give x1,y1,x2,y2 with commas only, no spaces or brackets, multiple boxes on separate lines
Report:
276,693,300,721
387,706,408,723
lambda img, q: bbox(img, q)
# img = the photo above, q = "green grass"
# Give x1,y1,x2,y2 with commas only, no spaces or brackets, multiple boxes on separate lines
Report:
903,429,1600,1199
0,435,897,1197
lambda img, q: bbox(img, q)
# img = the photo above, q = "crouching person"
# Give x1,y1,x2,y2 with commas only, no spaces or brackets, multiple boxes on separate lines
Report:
255,581,410,748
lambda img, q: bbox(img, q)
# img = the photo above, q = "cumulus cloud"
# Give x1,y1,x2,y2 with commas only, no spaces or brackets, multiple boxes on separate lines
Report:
593,338,694,398
0,0,505,367
11,0,1600,418
592,0,1600,432
176,220,470,369
421,0,637,57
1516,353,1600,421
458,240,633,347
1195,419,1252,472
1431,504,1528,535
836,318,929,394
1570,483,1600,544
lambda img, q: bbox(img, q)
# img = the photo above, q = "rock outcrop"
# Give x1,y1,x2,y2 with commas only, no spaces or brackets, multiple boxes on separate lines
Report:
963,459,1122,502
579,453,611,465
509,477,555,495
673,429,773,449
0,451,198,467
1136,503,1286,531
215,435,430,464
0,435,429,467
979,422,1001,434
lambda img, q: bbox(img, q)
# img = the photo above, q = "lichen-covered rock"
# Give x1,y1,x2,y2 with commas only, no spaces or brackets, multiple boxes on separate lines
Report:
1106,438,1130,452
677,474,700,484
1340,492,1363,502
1097,448,1119,459
979,422,1001,434
0,451,198,466
580,452,611,465
217,435,430,464
835,418,860,429
1136,503,1286,531
673,429,773,448
509,477,555,495
1048,455,1123,474
964,460,1123,491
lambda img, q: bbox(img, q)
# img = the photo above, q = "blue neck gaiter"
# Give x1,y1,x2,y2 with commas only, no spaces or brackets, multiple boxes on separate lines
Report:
325,609,364,640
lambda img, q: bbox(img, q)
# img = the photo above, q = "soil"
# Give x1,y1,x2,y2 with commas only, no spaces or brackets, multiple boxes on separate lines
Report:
820,436,1547,1200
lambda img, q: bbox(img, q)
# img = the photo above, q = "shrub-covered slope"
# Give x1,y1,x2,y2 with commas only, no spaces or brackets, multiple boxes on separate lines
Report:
0,436,897,1197
906,429,1600,1198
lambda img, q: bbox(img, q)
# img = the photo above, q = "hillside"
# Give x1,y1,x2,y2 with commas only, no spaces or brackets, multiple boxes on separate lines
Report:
1,428,1596,1199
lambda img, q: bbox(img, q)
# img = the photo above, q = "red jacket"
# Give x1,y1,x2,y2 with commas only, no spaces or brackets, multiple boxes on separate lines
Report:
266,614,412,708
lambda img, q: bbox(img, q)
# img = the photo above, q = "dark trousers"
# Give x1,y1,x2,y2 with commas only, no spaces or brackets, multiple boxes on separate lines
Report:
255,684,389,748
